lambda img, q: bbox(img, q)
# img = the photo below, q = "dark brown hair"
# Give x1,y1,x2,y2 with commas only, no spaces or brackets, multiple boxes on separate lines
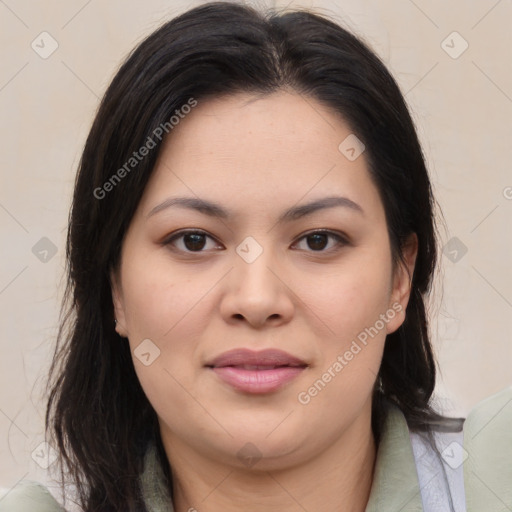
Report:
45,2,460,510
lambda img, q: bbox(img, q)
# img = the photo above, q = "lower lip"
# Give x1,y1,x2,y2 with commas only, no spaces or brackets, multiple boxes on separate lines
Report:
210,366,305,394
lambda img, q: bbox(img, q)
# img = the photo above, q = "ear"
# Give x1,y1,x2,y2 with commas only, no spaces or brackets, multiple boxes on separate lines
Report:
386,233,418,335
110,267,128,338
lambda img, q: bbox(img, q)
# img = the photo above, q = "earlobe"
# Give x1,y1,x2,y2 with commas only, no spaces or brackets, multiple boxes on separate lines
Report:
386,233,418,334
110,268,128,338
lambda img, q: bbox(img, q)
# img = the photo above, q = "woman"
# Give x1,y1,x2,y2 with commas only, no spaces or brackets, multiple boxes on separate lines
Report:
1,2,510,511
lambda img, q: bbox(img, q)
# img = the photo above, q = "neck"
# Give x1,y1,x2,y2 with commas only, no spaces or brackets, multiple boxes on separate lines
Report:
163,407,377,512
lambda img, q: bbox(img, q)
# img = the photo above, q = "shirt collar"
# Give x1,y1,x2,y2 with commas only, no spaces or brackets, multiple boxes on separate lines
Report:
365,404,423,512
140,404,423,512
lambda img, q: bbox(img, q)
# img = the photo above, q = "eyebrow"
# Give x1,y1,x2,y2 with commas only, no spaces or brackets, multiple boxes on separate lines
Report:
147,195,364,222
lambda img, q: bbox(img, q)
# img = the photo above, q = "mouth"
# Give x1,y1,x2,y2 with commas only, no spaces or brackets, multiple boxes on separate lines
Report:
205,348,308,368
205,348,308,394
217,364,305,370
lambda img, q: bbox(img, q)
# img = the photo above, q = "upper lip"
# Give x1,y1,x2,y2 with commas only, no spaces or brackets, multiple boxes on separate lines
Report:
206,348,308,368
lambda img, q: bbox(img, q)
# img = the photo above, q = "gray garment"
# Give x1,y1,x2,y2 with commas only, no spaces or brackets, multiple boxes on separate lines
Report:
0,480,66,512
1,387,510,512
140,442,173,512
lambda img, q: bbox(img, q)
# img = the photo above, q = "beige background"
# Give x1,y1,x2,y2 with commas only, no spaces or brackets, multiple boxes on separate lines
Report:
0,0,511,497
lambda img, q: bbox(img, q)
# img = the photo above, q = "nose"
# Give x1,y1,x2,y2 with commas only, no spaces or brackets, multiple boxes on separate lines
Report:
219,242,295,328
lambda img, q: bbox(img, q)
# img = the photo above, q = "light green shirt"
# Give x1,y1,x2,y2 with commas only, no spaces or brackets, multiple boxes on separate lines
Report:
1,387,510,511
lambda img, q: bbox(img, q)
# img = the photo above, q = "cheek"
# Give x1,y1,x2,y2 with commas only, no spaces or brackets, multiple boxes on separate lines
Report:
296,268,391,418
299,253,393,341
294,245,393,402
121,254,212,341
120,260,214,426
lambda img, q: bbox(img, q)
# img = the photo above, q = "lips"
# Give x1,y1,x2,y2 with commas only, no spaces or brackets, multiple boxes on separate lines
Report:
206,348,308,369
205,348,308,394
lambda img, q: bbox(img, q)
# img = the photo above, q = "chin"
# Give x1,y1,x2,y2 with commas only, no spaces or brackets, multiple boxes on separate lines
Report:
220,425,311,468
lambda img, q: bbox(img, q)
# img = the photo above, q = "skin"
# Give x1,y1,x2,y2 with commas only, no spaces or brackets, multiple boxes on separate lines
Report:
111,89,418,512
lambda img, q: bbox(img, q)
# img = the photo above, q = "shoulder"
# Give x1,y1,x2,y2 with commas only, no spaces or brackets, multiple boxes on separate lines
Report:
463,386,512,512
463,385,512,435
410,386,512,512
0,480,65,512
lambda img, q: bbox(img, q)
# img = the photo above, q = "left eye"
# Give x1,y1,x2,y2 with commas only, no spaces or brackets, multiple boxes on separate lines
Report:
293,230,347,252
163,229,347,253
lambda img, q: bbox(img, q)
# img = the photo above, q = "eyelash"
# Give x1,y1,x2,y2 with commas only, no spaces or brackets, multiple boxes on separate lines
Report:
162,229,349,254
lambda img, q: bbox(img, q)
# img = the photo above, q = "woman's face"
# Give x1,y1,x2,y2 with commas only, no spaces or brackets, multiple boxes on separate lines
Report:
111,90,417,470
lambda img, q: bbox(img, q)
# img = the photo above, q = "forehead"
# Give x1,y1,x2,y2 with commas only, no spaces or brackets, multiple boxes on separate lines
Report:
138,90,383,222
160,89,350,159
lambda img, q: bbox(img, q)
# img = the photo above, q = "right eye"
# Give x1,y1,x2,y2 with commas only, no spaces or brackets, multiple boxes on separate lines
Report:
162,229,224,253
